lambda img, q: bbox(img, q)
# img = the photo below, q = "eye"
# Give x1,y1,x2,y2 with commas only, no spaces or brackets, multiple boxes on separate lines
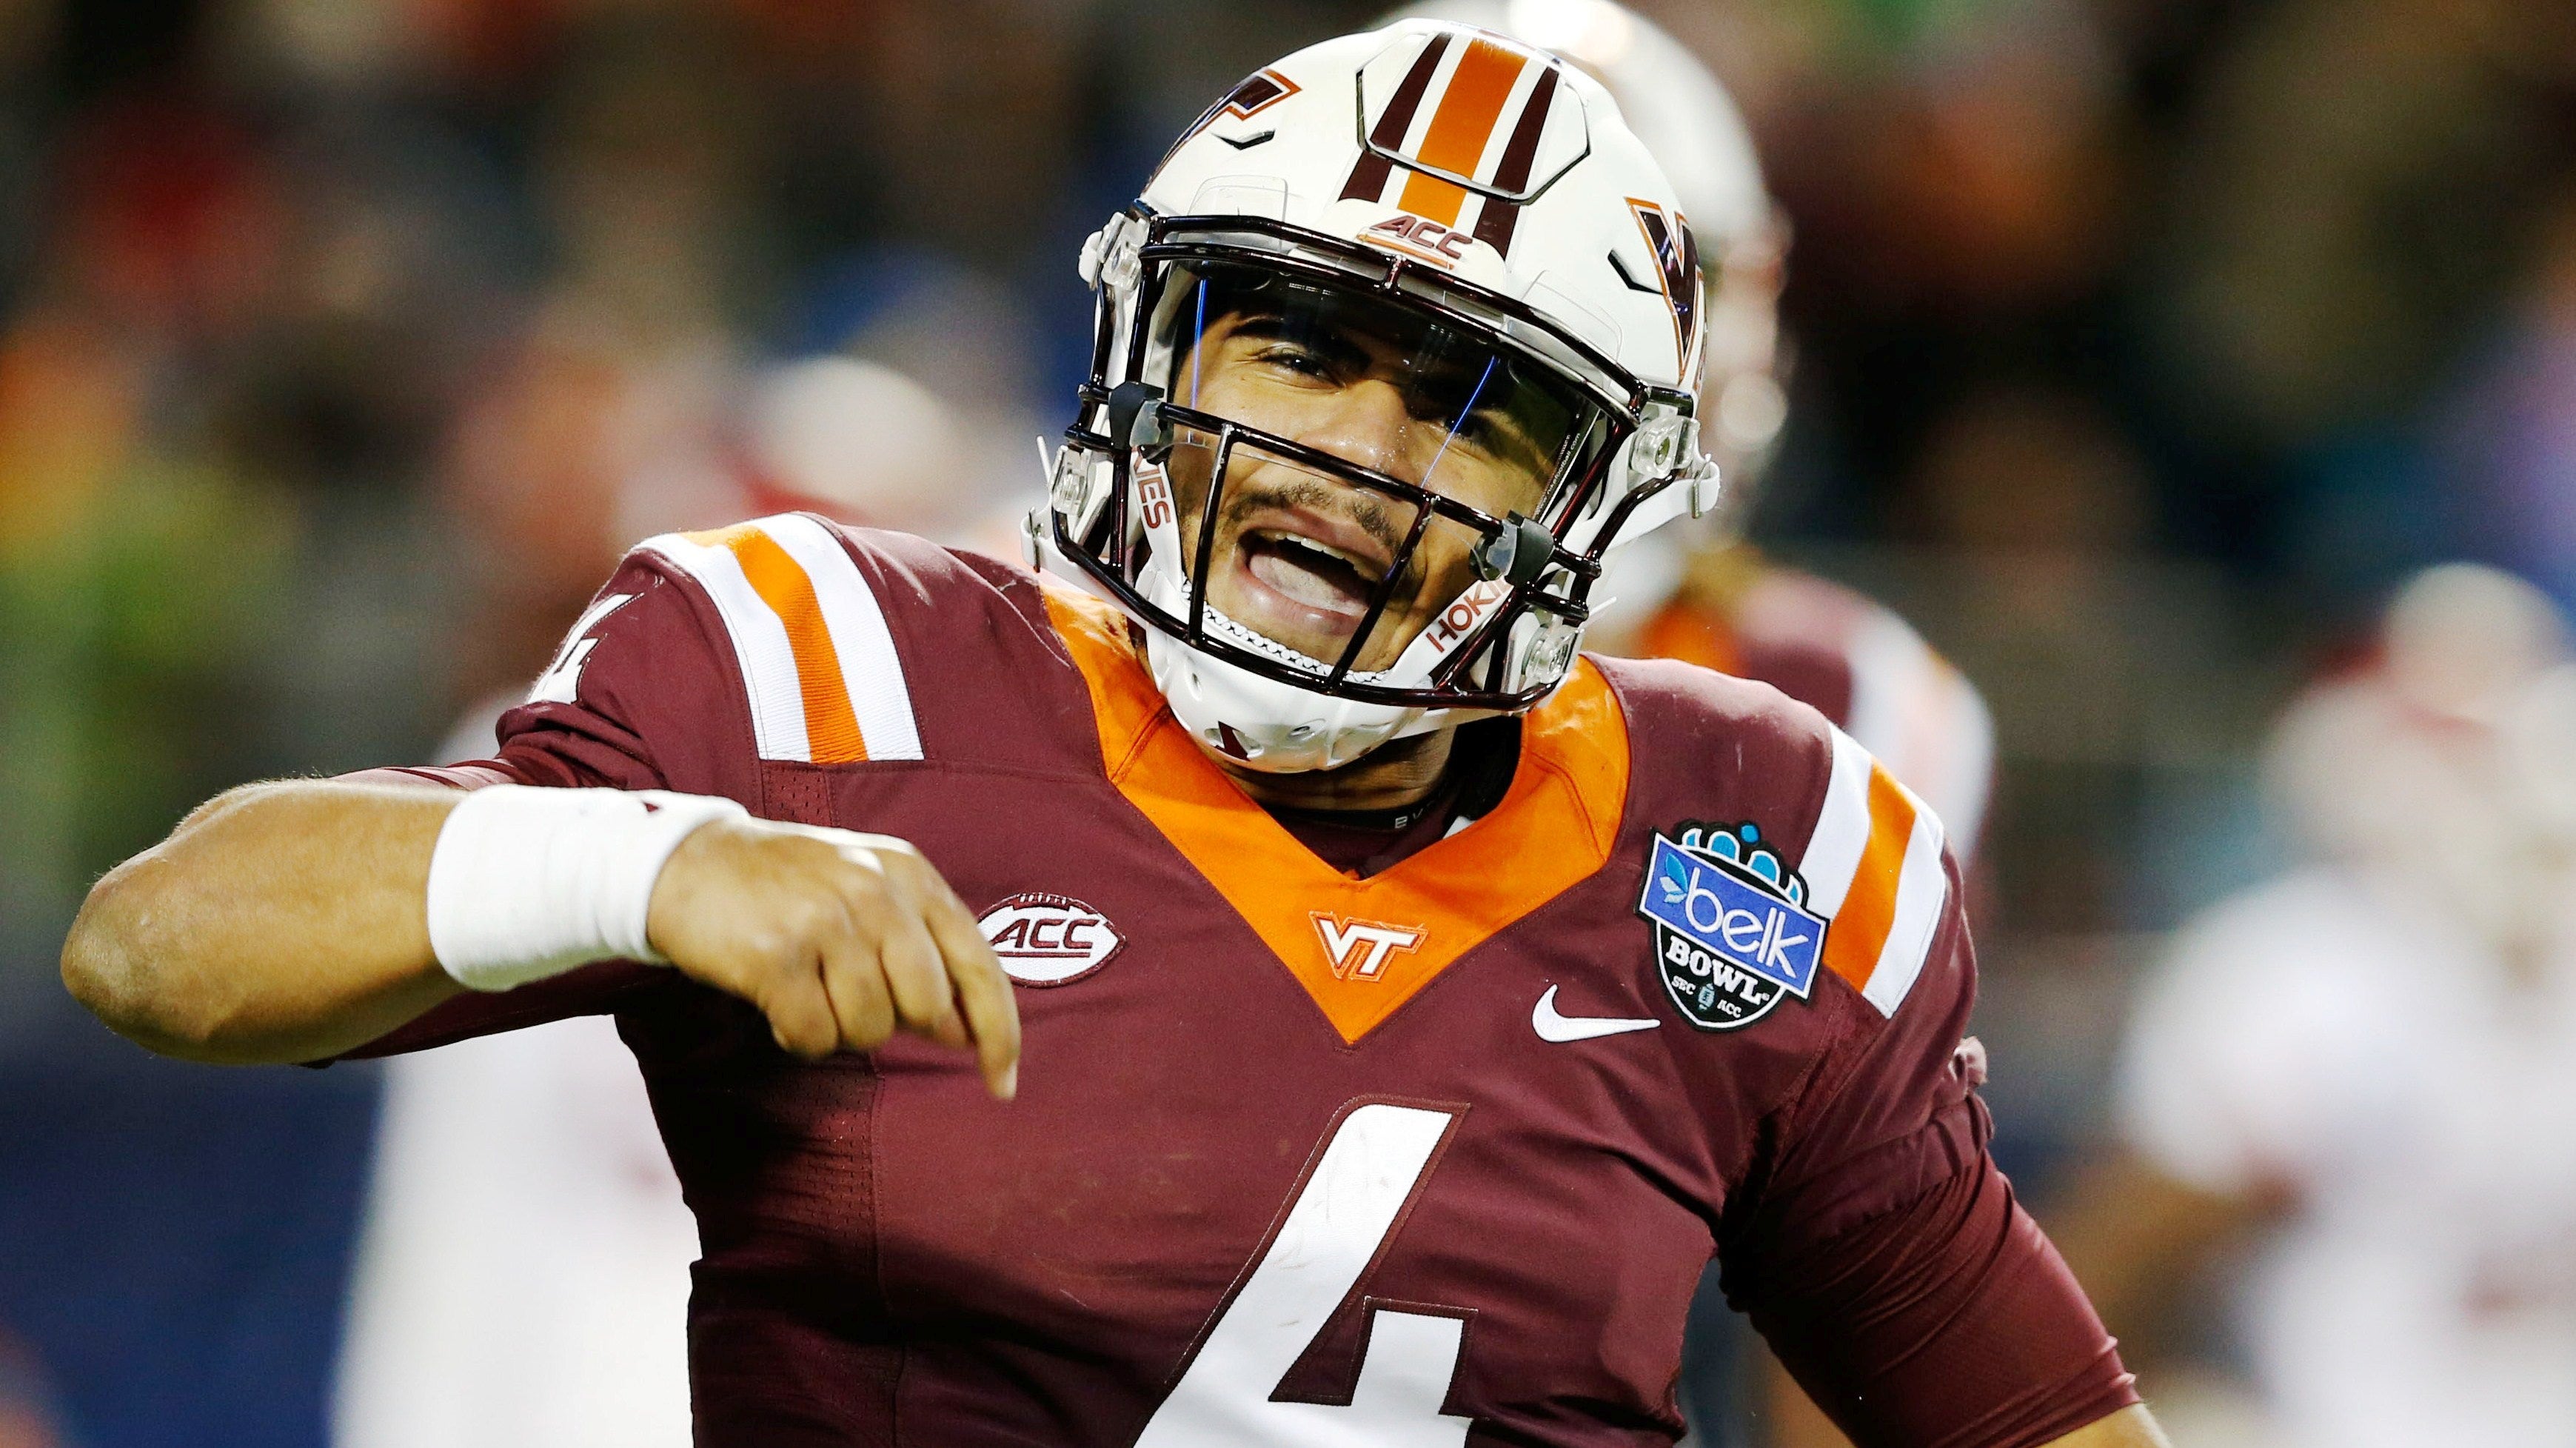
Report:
1252,343,1336,381
1444,407,1520,458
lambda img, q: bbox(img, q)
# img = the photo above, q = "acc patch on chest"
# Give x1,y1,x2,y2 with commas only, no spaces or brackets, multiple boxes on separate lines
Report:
1635,821,1827,1032
977,893,1124,986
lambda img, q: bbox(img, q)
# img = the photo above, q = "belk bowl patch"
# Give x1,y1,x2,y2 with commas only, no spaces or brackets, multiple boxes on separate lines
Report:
1635,821,1827,1032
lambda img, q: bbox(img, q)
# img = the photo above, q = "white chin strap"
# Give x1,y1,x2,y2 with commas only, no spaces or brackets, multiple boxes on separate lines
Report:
1143,626,1433,773
1132,547,1518,773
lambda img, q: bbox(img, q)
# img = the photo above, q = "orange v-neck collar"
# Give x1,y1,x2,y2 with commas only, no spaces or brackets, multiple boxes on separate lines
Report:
1039,578,1632,1046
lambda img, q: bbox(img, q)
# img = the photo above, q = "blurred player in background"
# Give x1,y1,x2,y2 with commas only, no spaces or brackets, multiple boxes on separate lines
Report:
2054,564,2576,1448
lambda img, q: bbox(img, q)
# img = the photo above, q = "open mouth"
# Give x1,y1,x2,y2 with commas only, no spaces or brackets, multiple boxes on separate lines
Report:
1240,527,1389,621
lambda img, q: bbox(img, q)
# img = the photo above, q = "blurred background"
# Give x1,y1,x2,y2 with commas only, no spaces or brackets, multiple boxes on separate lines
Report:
4,0,2576,1444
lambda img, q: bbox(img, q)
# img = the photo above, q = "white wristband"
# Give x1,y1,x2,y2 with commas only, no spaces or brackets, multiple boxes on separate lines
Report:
424,787,749,992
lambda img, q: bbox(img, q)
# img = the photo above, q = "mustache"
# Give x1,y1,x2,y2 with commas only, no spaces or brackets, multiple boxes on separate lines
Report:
1217,476,1405,556
1217,476,1436,603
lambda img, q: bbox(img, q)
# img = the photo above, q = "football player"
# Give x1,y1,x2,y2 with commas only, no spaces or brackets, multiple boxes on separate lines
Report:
63,22,2161,1447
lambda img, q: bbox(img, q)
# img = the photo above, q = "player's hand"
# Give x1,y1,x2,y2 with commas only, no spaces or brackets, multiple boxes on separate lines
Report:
645,816,1019,1097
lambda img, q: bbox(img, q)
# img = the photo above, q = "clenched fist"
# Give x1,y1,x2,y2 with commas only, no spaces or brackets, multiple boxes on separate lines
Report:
646,816,1020,1097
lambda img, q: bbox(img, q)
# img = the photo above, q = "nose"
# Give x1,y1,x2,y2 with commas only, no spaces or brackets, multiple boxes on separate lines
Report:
1296,377,1415,481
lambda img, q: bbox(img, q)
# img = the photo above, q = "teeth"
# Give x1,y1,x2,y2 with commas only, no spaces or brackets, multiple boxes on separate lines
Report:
1262,530,1382,581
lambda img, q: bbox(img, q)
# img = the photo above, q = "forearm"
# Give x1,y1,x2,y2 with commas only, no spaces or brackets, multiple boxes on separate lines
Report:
61,779,466,1064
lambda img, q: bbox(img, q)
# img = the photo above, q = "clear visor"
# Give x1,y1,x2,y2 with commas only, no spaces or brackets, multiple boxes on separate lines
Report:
1139,261,1608,678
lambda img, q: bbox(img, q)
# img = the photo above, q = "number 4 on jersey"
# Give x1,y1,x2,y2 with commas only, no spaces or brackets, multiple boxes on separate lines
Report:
1137,1104,1471,1447
528,593,635,704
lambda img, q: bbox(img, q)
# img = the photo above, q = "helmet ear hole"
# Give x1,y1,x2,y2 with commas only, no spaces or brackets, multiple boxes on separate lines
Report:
1107,381,1165,448
1473,513,1559,586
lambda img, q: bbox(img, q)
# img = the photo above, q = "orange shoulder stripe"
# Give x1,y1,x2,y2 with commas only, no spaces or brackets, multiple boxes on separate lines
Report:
706,523,869,764
644,515,922,764
1816,761,1914,993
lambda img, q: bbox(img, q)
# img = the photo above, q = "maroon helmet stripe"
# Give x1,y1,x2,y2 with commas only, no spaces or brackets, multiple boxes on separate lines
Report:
1228,73,1286,115
1488,64,1557,191
1339,153,1396,204
1372,33,1451,148
1340,33,1451,203
1470,64,1558,256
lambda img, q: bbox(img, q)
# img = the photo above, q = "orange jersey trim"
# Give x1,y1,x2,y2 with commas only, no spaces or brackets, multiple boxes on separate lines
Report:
1818,761,1915,993
688,522,869,764
1396,39,1527,227
1040,581,1629,1045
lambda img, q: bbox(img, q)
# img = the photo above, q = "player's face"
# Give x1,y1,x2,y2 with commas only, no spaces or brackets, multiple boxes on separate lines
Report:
1159,278,1575,672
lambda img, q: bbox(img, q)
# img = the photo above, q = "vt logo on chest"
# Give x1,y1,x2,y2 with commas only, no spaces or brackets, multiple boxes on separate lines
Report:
1311,913,1426,981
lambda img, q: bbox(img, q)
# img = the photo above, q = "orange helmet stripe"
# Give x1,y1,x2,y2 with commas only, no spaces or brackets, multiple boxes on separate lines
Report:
1396,38,1528,227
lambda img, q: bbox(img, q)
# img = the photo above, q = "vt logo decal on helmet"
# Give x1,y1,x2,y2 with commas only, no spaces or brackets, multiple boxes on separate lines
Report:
1634,821,1826,1031
1162,67,1302,167
1624,199,1700,371
1312,913,1427,981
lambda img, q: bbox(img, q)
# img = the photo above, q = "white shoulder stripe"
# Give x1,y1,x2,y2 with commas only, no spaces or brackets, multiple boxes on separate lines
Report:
759,513,923,762
1863,801,1950,1016
1800,727,1876,917
640,516,921,764
643,529,812,761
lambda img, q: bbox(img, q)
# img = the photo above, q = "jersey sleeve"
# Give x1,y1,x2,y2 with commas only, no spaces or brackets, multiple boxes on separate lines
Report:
332,542,763,1058
1717,741,2135,1448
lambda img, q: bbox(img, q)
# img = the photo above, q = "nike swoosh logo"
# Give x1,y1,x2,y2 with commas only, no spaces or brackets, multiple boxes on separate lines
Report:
1531,985,1662,1043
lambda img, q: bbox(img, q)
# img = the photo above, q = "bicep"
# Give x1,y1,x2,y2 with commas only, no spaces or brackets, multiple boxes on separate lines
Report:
65,777,469,1064
1733,1142,2138,1448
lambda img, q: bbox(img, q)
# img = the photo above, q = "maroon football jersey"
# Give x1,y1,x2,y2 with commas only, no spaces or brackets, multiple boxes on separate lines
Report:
355,513,2132,1447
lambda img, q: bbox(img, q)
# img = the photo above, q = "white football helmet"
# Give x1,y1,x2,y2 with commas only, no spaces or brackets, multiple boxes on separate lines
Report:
1034,19,1717,772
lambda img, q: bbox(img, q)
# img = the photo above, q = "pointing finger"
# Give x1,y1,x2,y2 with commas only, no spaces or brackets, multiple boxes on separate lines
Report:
923,884,1020,1099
